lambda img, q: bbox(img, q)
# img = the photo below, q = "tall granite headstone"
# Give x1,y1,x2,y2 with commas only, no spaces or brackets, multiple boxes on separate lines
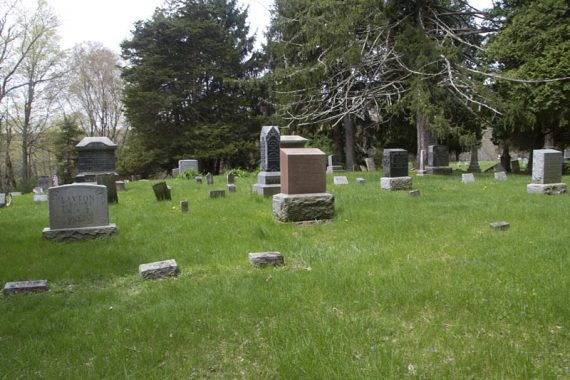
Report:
75,137,118,182
273,148,334,222
426,145,452,175
527,149,567,194
380,149,412,190
253,126,282,196
42,184,117,241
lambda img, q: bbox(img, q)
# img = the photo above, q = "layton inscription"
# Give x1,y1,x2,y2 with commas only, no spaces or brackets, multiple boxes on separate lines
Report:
48,185,109,230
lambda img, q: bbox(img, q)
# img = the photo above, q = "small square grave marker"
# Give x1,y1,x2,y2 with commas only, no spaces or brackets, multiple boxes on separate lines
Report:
490,221,510,231
409,189,420,197
248,252,284,267
356,178,365,185
494,172,507,181
195,176,203,184
334,176,349,185
180,200,189,212
462,173,476,184
139,259,178,279
227,184,236,193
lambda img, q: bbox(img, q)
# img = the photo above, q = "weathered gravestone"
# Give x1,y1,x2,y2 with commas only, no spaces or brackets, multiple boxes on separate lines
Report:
75,137,118,182
209,190,225,198
42,184,117,241
152,182,171,201
381,149,412,190
253,126,282,196
227,172,235,184
527,149,567,194
3,280,49,295
139,259,178,279
248,252,284,267
206,172,214,185
115,181,126,191
171,168,179,178
33,194,48,203
334,176,349,185
356,178,365,185
178,160,199,174
195,176,203,184
495,172,507,181
180,200,189,213
96,174,119,203
273,148,334,222
490,221,510,231
0,193,12,208
364,157,376,172
426,145,452,175
511,160,521,174
461,173,476,184
327,155,344,173
409,189,421,197
417,149,427,176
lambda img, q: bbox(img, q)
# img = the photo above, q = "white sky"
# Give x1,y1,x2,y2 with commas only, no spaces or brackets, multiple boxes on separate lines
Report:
47,0,494,53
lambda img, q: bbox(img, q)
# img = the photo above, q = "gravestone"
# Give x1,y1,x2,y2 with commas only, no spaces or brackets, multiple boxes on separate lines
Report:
417,149,427,176
495,172,507,181
334,176,349,185
38,176,50,192
227,184,236,193
356,178,365,185
180,200,189,213
33,187,44,194
227,172,235,184
172,168,179,178
152,182,171,201
96,174,119,204
273,148,334,222
426,145,452,175
206,172,214,185
359,165,368,172
0,193,12,208
564,149,570,160
209,190,225,198
409,189,421,197
364,157,376,172
527,149,567,194
195,176,203,184
248,252,284,267
139,259,178,279
115,181,126,191
42,184,117,241
33,194,48,203
326,155,344,173
280,135,308,149
511,160,521,174
52,174,59,187
490,221,510,231
253,126,282,196
178,160,199,174
3,280,49,295
75,137,118,182
461,173,476,184
381,149,412,190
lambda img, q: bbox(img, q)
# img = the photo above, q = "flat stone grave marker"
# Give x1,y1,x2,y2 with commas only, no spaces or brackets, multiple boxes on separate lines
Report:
248,252,284,267
33,194,48,203
3,280,49,295
334,176,349,185
206,172,214,185
209,189,225,198
180,200,189,212
462,173,476,183
356,178,365,184
42,183,117,241
490,221,510,231
409,189,421,197
33,186,44,194
195,176,203,184
10,192,22,196
495,172,507,181
152,182,171,201
139,259,178,279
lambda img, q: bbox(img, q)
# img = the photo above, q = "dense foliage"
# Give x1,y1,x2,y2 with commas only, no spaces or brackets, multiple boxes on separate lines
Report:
121,0,262,175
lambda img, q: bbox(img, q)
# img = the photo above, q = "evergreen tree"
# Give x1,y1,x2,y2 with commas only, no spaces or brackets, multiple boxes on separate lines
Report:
54,116,82,184
121,0,259,174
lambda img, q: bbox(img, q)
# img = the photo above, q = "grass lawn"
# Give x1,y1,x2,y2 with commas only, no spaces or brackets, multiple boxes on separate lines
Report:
0,170,568,378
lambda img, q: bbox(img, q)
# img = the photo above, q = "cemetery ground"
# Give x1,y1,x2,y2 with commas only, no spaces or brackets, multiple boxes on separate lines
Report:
0,170,568,378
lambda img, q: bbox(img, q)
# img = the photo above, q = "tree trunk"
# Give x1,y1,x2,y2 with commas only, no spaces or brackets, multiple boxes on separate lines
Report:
416,111,434,167
500,144,511,173
332,122,343,160
342,114,355,171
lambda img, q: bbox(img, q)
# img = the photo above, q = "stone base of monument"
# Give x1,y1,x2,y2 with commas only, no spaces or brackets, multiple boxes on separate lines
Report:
380,176,412,191
527,183,567,195
426,166,452,175
42,224,117,242
252,171,281,196
272,193,335,222
326,165,345,173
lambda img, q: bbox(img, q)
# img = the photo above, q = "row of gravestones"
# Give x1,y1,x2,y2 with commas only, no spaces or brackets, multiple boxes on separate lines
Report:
2,252,286,295
152,172,238,202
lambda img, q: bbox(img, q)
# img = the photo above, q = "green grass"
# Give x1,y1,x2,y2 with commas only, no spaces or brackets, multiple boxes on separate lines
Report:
0,171,568,379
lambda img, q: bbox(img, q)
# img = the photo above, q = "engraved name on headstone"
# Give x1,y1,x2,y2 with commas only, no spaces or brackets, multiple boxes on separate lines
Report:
47,184,109,229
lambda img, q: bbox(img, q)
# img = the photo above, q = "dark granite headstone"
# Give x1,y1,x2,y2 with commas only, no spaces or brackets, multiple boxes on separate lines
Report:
152,182,171,201
227,172,235,184
75,137,118,181
428,145,449,167
260,126,280,172
209,190,225,198
383,149,408,177
96,174,118,204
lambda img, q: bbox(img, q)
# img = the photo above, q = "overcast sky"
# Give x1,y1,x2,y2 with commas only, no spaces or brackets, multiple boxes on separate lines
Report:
47,0,493,53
